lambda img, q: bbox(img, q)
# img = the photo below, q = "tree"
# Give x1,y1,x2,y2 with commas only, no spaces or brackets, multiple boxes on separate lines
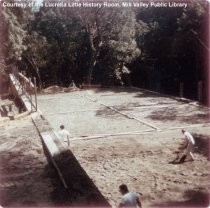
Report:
77,8,140,85
3,8,27,63
133,0,208,100
33,7,89,86
174,0,209,102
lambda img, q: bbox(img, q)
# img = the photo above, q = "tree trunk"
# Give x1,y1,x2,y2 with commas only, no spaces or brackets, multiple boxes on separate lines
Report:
24,55,42,90
86,52,98,85
31,57,42,90
86,19,102,85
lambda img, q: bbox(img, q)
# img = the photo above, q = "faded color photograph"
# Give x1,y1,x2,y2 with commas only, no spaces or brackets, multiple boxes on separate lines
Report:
0,0,210,207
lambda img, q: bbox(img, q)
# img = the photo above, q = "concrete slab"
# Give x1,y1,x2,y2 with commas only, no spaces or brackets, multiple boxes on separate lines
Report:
37,87,210,138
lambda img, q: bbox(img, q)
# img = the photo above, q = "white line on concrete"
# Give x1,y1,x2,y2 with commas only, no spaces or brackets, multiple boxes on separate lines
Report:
70,129,156,141
44,109,101,115
70,122,210,142
131,105,173,109
85,93,161,131
37,96,83,101
168,123,210,130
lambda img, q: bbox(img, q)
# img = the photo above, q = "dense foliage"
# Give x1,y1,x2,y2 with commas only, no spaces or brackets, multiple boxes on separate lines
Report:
0,0,209,104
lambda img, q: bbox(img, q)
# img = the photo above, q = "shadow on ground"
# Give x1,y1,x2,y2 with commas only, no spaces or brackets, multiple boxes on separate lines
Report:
91,87,169,98
147,107,209,124
152,189,210,208
193,133,210,160
51,149,110,207
0,150,65,207
41,137,111,207
0,147,110,207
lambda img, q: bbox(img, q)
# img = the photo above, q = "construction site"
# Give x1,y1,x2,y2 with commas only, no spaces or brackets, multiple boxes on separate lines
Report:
1,1,209,206
0,75,210,207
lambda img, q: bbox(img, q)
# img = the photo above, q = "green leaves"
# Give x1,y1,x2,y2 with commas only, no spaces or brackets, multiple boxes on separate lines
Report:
2,0,208,99
3,9,27,61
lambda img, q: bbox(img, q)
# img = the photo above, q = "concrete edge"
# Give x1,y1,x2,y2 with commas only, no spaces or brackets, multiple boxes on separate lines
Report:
130,86,210,110
31,112,69,188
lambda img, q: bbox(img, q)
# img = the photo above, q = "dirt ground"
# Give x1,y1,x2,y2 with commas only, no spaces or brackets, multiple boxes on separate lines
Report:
1,87,210,207
71,128,210,207
37,87,210,207
0,109,74,207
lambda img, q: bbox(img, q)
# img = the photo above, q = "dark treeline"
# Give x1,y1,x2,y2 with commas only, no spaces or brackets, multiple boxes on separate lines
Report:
0,0,209,105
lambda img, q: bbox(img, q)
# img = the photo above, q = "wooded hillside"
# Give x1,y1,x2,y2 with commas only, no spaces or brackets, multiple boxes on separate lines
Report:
0,0,209,105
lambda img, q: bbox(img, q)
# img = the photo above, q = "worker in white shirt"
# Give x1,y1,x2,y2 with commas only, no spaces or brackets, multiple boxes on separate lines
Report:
181,129,195,161
58,124,70,146
118,184,142,208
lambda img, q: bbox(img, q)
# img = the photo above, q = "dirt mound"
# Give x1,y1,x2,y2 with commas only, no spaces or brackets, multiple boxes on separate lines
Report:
64,86,79,92
42,84,80,94
42,85,64,94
